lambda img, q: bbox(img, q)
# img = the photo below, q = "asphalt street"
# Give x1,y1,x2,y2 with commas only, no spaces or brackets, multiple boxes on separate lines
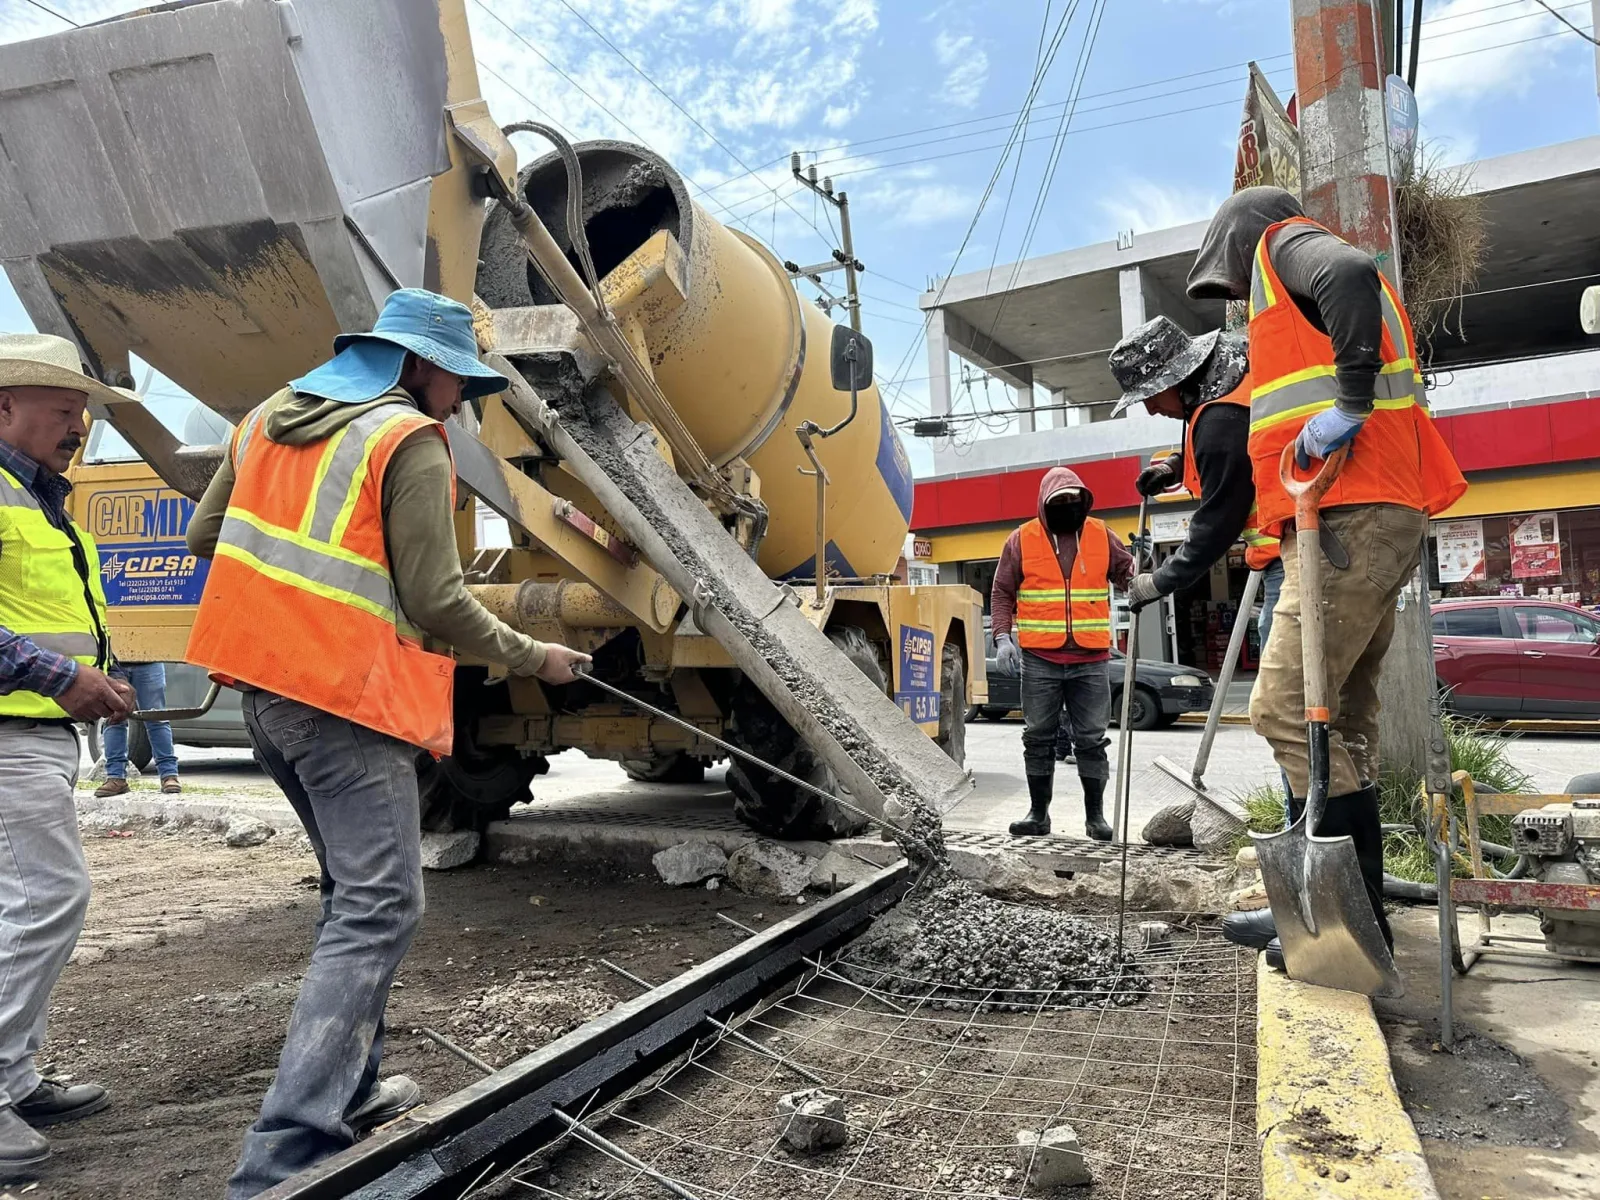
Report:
114,716,1600,843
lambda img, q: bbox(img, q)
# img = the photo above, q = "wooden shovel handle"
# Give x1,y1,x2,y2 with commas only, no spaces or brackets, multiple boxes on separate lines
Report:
1278,441,1349,532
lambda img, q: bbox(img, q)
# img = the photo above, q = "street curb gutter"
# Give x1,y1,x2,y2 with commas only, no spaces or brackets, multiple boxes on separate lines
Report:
1257,958,1438,1200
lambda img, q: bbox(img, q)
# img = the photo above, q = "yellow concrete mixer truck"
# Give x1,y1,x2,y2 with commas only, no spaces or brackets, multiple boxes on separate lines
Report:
0,0,984,839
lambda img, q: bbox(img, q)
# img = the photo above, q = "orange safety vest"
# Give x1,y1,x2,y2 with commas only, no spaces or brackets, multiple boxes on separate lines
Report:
186,391,457,754
1015,517,1111,651
1247,217,1466,538
1181,379,1281,570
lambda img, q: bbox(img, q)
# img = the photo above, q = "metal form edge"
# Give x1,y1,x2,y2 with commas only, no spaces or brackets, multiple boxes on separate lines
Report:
258,863,912,1200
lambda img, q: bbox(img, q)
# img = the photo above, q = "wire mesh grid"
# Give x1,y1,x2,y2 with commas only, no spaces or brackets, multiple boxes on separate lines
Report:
471,910,1258,1200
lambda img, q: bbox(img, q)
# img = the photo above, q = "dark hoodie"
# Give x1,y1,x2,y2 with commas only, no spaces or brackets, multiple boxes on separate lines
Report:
188,387,546,677
989,466,1135,663
1186,186,1384,413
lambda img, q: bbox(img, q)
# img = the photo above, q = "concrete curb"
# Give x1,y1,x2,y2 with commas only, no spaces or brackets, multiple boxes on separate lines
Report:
1257,958,1438,1200
75,792,298,832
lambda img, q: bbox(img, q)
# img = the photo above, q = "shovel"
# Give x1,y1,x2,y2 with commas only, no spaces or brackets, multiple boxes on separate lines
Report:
1252,442,1404,998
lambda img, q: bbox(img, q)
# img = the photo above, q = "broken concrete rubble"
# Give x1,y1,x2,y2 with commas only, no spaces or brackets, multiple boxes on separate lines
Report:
224,814,275,848
1016,1125,1092,1188
652,840,728,886
727,840,812,898
420,830,480,871
776,1089,848,1152
1141,800,1195,846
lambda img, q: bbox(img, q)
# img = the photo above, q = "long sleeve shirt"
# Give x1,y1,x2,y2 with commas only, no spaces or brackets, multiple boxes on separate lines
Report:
0,437,82,698
990,523,1136,662
1151,404,1255,596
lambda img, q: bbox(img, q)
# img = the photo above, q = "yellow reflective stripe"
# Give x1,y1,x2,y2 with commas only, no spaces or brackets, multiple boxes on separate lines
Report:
1018,589,1068,601
1015,619,1068,631
225,507,391,581
326,412,421,546
1070,619,1110,630
215,542,406,630
0,468,41,510
19,632,99,656
1250,393,1418,434
1070,589,1109,601
1243,530,1278,547
235,406,265,468
299,425,354,536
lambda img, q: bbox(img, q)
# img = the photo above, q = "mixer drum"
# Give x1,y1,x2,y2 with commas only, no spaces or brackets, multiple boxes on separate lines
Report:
476,141,914,582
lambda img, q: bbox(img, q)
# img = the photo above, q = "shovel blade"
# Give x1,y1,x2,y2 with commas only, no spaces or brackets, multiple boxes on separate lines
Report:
1253,823,1404,998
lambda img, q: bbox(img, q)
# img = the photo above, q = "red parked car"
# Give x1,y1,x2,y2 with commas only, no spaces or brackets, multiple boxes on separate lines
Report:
1432,598,1600,719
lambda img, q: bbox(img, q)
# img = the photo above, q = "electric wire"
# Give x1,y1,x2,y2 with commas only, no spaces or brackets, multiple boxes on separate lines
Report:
1530,0,1600,43
19,0,77,27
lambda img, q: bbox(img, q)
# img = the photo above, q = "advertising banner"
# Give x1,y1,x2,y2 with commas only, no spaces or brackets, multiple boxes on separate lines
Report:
82,483,209,606
895,623,939,725
1435,518,1485,583
1233,62,1300,196
1509,512,1562,579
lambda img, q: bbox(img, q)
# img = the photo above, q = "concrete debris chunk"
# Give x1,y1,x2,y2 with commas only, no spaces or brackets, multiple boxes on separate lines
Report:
776,1089,848,1152
419,830,480,871
224,814,275,848
808,848,878,892
1015,1125,1091,1189
1137,920,1172,948
727,840,813,898
1141,800,1195,846
652,840,728,887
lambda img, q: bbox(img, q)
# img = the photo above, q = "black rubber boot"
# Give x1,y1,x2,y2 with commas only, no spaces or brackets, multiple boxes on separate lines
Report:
1010,775,1053,836
1319,783,1394,950
1081,776,1112,842
1221,908,1278,949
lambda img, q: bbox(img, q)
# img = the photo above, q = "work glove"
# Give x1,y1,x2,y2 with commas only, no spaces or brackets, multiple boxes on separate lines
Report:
1135,456,1181,498
1295,407,1368,469
1125,572,1164,613
995,633,1022,678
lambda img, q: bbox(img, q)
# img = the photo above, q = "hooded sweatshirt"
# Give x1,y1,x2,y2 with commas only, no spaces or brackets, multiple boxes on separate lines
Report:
1186,187,1384,413
989,466,1135,663
187,387,546,678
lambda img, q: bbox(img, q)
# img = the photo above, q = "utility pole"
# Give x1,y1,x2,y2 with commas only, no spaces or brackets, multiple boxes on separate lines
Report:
1291,0,1431,778
786,153,865,332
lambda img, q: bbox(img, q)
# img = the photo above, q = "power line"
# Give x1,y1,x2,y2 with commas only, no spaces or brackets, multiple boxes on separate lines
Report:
1530,0,1600,44
20,0,78,26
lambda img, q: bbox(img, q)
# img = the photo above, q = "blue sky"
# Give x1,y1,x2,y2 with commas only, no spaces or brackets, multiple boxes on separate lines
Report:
2,0,1597,473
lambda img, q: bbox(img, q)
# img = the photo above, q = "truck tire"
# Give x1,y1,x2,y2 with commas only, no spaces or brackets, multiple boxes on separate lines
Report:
725,626,885,840
621,753,707,784
418,668,549,833
935,639,966,767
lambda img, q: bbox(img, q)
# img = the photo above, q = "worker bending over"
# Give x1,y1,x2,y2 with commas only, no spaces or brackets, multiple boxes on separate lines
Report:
0,335,133,1175
1107,316,1282,635
991,468,1135,840
1185,188,1465,963
187,289,590,1197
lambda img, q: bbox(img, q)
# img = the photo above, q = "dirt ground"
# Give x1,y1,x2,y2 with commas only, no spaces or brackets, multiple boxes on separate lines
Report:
11,823,772,1200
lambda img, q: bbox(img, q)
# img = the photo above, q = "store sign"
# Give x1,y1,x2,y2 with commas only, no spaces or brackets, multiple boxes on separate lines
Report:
1435,519,1485,583
1510,512,1562,579
912,538,933,560
1149,509,1192,544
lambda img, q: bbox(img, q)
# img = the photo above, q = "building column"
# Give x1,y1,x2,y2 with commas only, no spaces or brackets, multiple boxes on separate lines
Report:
1013,382,1035,433
1048,386,1070,428
926,310,953,416
1118,266,1147,334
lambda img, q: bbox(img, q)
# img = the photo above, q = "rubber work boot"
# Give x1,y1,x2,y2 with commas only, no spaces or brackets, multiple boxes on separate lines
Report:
14,1078,110,1127
1009,775,1053,837
1319,783,1394,950
0,1108,49,1175
1081,776,1113,842
93,777,129,799
1264,939,1285,971
348,1075,422,1137
1222,792,1303,949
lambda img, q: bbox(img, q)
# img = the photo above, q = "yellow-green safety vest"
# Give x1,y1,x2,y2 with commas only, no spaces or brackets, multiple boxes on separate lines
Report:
0,464,109,718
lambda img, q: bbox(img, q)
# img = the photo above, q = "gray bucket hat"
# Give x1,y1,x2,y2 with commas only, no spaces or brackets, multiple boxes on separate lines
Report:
1108,316,1219,416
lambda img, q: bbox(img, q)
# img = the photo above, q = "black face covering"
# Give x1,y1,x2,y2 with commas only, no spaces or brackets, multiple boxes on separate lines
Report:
1044,498,1088,535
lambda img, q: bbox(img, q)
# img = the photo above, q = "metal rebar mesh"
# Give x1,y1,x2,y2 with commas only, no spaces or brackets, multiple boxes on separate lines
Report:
473,910,1257,1200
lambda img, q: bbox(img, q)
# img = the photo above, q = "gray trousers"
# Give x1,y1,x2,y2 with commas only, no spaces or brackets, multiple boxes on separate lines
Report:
0,721,89,1109
1020,654,1111,781
228,691,425,1199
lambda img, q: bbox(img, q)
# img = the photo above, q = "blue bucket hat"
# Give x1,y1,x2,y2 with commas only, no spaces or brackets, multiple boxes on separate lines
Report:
291,288,510,404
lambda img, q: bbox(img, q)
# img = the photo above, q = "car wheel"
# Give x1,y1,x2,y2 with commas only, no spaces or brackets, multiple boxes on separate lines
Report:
1155,712,1181,729
1110,687,1161,732
964,704,982,723
127,720,153,773
935,640,966,767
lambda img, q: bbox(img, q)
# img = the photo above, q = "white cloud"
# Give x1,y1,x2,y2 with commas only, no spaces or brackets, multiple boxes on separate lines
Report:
856,173,975,227
1414,0,1585,115
1098,179,1221,237
933,30,989,109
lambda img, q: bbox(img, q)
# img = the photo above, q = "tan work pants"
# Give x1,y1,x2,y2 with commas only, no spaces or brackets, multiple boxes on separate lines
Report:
1250,504,1428,797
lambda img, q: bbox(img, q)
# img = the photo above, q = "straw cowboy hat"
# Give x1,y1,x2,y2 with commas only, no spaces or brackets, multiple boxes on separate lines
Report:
0,333,126,409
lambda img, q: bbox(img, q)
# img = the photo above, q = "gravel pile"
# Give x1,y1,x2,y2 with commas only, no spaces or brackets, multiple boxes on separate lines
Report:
446,966,616,1068
849,879,1149,1010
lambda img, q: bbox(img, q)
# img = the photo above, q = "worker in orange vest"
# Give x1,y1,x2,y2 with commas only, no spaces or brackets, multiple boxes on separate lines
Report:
1107,315,1284,645
1186,188,1466,967
186,289,590,1197
990,467,1136,840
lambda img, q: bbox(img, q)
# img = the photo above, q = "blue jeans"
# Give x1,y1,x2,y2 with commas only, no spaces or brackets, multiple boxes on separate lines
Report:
1257,557,1285,652
1020,654,1111,782
104,661,179,779
227,691,424,1198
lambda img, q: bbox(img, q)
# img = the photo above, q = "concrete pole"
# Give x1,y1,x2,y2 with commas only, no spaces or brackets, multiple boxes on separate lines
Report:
1594,0,1600,114
1292,0,1430,777
926,311,953,417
